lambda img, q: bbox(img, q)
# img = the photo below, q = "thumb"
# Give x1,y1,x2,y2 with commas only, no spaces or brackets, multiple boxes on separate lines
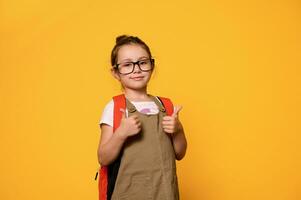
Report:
120,108,127,119
172,105,182,117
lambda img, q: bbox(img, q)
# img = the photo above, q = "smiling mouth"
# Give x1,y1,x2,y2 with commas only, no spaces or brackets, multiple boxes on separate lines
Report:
131,76,144,80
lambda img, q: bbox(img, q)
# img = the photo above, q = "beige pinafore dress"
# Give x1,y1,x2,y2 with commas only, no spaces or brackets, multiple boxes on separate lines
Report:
111,95,179,200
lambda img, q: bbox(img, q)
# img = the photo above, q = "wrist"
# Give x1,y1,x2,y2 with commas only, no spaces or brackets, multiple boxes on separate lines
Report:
116,126,128,141
177,122,184,133
173,123,184,138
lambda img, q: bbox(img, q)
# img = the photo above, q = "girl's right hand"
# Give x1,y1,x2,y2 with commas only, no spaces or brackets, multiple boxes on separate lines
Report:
118,108,141,138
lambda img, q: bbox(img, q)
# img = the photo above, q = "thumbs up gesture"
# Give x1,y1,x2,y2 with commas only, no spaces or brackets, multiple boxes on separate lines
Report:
119,108,142,138
162,105,183,134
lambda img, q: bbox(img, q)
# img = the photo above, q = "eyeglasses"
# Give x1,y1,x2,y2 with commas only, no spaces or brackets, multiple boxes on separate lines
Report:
114,58,155,75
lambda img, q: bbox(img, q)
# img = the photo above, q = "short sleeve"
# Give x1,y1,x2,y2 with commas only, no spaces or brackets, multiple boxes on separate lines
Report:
99,99,114,127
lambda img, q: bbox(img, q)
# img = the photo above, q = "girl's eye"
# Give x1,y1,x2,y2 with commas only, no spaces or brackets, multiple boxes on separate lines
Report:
121,63,132,67
139,60,148,65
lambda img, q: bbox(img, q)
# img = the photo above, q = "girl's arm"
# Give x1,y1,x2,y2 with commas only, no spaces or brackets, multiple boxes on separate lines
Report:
97,124,127,166
172,121,187,160
162,106,187,160
97,111,142,166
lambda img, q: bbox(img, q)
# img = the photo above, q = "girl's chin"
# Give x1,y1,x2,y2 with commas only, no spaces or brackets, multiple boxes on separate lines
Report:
126,83,147,90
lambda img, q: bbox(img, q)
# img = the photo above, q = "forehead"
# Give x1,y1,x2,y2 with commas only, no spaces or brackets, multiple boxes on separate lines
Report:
117,44,149,61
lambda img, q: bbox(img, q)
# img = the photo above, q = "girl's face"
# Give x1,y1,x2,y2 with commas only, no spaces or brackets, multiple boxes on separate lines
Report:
112,44,153,91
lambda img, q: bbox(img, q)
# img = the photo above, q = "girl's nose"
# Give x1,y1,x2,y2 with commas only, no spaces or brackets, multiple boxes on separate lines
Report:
133,63,142,73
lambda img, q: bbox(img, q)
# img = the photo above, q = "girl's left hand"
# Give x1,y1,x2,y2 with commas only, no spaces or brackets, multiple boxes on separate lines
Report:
162,105,183,134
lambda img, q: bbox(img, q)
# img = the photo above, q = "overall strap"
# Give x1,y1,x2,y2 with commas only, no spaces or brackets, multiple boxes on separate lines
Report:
125,98,137,114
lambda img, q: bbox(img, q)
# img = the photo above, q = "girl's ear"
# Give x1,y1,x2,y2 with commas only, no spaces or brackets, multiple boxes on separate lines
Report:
111,68,121,81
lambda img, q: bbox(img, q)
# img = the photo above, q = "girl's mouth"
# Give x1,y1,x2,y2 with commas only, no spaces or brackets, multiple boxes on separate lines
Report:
131,76,144,80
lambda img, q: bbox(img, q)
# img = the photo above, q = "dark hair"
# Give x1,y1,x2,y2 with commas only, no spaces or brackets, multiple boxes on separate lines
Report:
111,35,153,67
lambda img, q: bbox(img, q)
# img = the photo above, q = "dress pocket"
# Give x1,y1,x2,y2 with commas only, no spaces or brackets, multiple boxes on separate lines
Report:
117,175,152,200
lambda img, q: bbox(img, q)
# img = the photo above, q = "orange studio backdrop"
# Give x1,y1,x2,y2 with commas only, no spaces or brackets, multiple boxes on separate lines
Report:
0,0,299,199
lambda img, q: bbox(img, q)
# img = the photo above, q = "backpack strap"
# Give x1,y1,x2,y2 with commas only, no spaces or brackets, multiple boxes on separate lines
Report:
98,167,107,200
157,96,174,116
98,94,126,200
112,94,126,132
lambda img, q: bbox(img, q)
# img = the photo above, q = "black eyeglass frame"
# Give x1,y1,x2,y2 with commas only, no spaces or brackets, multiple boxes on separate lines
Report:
114,58,155,75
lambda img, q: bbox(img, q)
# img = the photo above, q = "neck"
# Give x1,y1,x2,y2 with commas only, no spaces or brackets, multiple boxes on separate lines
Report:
123,87,151,101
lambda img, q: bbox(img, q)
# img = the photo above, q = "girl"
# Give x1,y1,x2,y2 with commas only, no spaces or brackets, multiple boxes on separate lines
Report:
97,35,187,200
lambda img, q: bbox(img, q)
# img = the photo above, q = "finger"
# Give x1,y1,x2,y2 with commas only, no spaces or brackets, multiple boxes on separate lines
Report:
134,118,141,125
162,116,173,121
162,120,173,125
163,128,173,134
135,121,142,130
132,117,140,124
130,114,139,120
172,105,183,117
120,108,127,118
162,124,173,129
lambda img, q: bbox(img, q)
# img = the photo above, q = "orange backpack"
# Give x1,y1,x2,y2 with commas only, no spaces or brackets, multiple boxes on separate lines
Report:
96,94,174,200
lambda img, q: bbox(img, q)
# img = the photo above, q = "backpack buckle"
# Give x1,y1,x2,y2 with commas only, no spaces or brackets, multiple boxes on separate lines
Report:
128,107,136,113
160,107,166,112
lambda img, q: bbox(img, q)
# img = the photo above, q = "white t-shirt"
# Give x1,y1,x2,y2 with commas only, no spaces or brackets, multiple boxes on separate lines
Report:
99,98,162,127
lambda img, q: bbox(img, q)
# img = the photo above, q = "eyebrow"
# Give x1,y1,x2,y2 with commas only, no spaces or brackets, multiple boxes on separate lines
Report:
120,56,149,62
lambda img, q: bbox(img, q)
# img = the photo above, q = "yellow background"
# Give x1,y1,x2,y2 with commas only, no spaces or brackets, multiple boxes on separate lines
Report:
1,0,299,199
